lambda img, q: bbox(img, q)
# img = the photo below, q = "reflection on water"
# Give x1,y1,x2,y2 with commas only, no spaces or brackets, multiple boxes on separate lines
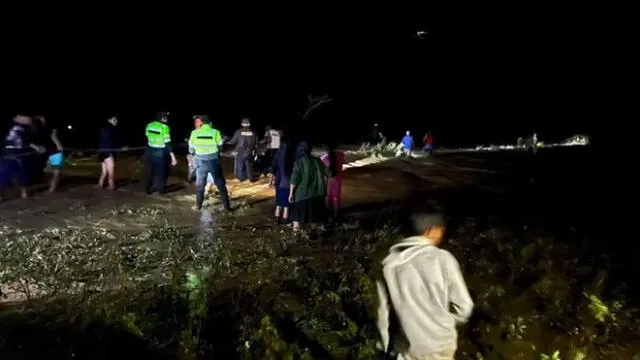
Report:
198,210,216,237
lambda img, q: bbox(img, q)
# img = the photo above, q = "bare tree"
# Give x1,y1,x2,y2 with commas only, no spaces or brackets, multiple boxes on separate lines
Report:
302,94,332,120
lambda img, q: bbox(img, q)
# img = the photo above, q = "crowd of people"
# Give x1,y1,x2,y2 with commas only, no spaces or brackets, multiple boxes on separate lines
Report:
0,115,65,201
1,113,474,359
0,113,346,232
369,123,436,156
187,114,345,232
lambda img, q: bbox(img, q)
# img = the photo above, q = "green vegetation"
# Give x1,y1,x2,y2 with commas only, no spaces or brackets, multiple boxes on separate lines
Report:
0,213,639,359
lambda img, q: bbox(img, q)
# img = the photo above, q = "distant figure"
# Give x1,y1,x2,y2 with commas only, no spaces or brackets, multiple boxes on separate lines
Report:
423,131,434,155
270,139,295,224
369,122,386,145
143,112,178,195
320,142,345,223
34,116,64,192
228,118,258,182
289,142,329,232
401,130,414,156
370,123,381,144
532,132,538,154
0,115,45,201
377,214,473,359
98,116,123,190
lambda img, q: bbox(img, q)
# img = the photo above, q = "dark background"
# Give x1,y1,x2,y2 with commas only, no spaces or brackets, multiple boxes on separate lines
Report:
1,6,604,149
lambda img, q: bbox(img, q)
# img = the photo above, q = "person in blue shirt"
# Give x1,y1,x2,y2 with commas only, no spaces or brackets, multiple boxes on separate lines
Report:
269,139,296,224
401,130,414,156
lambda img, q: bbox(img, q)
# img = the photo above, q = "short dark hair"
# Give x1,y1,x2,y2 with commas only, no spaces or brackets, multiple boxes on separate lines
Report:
193,115,211,124
411,213,446,234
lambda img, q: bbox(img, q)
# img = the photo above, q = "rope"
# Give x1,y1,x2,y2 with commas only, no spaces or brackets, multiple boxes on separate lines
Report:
0,145,187,161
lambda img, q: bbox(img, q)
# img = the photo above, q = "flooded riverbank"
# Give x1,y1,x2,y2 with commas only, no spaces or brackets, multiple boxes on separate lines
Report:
2,146,638,359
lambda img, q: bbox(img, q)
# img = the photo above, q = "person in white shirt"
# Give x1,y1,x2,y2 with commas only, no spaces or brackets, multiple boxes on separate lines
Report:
377,213,474,360
261,125,281,175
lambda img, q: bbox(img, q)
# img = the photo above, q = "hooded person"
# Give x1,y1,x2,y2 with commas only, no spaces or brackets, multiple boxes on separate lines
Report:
376,214,473,360
288,141,330,231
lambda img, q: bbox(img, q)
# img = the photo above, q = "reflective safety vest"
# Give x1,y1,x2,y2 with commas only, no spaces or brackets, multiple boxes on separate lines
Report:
146,121,171,148
189,124,223,155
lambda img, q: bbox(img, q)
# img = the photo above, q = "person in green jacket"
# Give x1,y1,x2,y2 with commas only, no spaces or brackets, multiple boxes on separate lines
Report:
188,115,230,211
143,112,177,194
288,141,329,232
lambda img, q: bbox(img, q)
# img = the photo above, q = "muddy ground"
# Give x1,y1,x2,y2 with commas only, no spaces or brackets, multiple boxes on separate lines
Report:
0,146,608,269
3,145,636,359
0,150,497,232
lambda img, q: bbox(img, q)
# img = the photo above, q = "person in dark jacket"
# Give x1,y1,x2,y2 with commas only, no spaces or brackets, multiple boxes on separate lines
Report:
97,116,124,190
0,115,45,201
269,139,295,224
227,118,258,182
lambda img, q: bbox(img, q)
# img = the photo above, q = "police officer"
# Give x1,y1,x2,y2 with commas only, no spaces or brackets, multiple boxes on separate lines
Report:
188,115,230,211
227,117,258,182
143,112,177,194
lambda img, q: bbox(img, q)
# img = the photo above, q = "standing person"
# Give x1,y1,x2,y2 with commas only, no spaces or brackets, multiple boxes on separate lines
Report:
269,139,295,224
401,130,414,156
34,116,65,192
142,112,177,195
370,123,382,144
188,115,230,211
0,115,45,201
187,115,215,194
423,131,434,155
288,142,329,232
320,142,344,223
377,214,473,360
261,125,281,175
227,118,258,182
97,116,124,190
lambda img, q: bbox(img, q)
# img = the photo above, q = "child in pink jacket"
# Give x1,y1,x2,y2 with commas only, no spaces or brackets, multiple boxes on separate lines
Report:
320,147,344,222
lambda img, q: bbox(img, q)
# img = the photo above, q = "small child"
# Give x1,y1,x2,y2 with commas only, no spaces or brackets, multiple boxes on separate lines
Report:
423,131,434,155
321,147,345,223
187,154,215,195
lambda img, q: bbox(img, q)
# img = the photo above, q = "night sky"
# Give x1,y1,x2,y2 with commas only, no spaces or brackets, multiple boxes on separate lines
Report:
2,6,602,148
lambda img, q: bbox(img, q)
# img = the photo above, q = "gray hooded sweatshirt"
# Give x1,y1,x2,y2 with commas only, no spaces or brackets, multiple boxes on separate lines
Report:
376,236,474,359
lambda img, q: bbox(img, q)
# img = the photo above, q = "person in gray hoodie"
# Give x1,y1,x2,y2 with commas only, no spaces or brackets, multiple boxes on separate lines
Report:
376,214,474,360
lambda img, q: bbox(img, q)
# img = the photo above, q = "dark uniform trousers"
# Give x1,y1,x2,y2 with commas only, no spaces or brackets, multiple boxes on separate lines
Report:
234,150,253,182
143,147,169,194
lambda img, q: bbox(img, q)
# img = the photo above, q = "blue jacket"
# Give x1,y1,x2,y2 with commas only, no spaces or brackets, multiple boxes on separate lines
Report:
402,135,414,149
271,143,295,188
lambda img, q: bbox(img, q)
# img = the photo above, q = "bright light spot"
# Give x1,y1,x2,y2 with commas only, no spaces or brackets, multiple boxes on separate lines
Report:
67,125,73,130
